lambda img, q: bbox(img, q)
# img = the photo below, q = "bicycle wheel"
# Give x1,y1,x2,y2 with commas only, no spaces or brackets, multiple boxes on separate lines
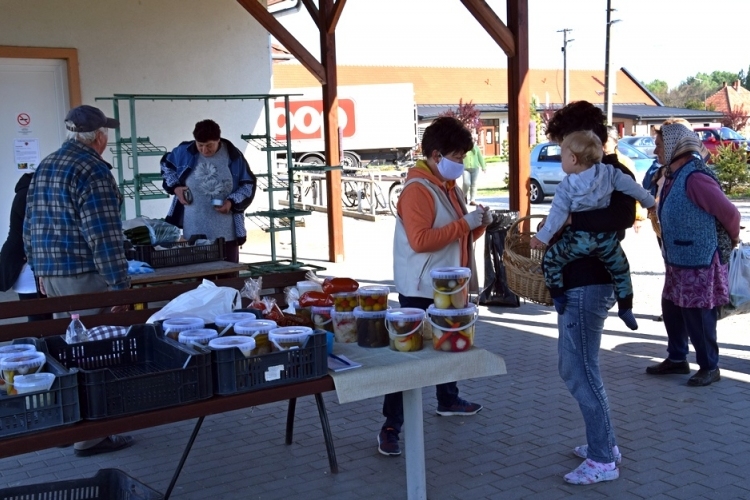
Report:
388,182,403,216
341,180,359,208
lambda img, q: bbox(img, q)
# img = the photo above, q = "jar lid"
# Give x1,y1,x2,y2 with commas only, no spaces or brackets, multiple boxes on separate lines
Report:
357,285,390,296
214,312,258,328
0,344,37,358
310,306,334,315
208,336,256,351
268,326,314,343
0,351,46,371
332,291,358,298
426,303,478,317
162,317,205,332
429,267,472,280
352,306,390,318
177,329,218,345
13,372,55,392
331,309,356,319
385,308,425,322
234,319,278,336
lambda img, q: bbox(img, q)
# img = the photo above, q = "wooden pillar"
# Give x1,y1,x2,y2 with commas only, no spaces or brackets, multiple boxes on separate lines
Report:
319,0,344,262
507,0,530,219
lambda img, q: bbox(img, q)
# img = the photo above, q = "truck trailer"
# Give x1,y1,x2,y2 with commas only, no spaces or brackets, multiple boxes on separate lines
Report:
271,83,418,169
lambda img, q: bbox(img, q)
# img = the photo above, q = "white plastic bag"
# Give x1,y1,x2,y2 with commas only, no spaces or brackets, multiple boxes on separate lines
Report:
729,243,750,308
147,279,242,324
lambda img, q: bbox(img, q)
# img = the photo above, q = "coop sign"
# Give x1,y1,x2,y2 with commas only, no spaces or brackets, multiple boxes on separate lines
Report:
273,99,356,140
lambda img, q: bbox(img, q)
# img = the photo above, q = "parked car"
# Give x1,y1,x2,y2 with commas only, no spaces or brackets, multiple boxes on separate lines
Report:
529,141,653,204
617,140,656,180
693,126,750,160
529,142,564,203
619,136,656,157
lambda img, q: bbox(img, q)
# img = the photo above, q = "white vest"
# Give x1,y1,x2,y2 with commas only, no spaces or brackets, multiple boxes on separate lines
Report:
393,178,464,298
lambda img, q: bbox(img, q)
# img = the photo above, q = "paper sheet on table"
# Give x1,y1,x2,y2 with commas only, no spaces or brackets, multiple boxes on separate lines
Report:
329,344,506,404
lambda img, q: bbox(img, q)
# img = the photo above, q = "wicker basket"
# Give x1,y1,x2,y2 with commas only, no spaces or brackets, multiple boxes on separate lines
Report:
502,214,552,306
647,210,661,238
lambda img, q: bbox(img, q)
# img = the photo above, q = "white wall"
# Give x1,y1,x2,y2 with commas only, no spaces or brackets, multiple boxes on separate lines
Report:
0,0,274,219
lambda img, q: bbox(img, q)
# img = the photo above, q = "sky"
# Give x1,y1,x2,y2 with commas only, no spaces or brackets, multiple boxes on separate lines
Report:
275,0,750,90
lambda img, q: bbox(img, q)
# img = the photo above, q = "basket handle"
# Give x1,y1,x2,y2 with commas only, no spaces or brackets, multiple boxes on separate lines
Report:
508,214,547,237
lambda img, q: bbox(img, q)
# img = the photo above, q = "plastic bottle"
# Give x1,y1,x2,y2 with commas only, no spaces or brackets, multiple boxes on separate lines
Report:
66,314,90,343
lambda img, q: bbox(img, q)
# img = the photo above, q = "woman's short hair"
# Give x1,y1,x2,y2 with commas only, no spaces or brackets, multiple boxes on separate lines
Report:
421,117,473,158
546,101,608,144
561,130,603,166
193,120,221,142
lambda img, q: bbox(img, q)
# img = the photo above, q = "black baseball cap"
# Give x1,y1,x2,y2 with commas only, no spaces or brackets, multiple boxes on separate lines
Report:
64,105,119,132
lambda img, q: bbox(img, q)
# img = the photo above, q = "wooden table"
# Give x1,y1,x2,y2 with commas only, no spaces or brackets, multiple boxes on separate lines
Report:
130,261,247,286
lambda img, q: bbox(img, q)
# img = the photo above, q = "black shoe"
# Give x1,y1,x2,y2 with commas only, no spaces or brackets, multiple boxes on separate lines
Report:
646,359,690,375
377,427,401,456
687,368,720,386
74,435,134,457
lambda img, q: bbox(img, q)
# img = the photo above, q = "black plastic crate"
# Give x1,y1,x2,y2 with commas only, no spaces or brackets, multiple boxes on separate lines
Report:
44,325,212,420
210,331,327,395
0,468,163,499
134,237,225,268
0,338,80,439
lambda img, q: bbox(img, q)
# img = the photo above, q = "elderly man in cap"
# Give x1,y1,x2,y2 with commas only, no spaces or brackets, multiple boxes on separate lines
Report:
23,104,134,456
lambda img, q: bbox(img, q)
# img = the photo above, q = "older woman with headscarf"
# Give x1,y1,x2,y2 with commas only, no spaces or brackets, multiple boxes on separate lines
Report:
645,123,741,386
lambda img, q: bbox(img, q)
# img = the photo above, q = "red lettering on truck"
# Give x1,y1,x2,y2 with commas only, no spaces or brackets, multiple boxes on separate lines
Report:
273,99,356,140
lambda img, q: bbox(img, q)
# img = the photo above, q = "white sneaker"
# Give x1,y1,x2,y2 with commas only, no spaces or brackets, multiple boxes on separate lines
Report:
564,459,619,485
573,444,622,465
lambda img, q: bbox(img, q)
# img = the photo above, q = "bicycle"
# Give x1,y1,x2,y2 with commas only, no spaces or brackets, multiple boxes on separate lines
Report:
341,178,388,211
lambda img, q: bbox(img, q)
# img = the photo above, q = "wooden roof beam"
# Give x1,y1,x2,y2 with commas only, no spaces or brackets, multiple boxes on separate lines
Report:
236,0,326,84
301,0,321,29
459,0,515,57
326,0,347,34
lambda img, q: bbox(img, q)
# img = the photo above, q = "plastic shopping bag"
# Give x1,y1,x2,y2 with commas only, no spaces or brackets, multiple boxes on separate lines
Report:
729,243,750,308
147,279,242,324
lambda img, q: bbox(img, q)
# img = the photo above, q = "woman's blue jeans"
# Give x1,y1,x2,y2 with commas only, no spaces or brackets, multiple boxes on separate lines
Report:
558,284,618,464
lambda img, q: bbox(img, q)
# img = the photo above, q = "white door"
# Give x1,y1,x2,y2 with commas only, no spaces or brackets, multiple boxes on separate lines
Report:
0,58,69,238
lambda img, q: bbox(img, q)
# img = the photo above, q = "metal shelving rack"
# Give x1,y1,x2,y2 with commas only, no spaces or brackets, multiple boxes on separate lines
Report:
94,93,338,273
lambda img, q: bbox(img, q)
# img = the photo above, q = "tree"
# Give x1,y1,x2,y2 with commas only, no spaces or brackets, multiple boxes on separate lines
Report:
438,99,481,133
712,143,750,195
722,104,750,131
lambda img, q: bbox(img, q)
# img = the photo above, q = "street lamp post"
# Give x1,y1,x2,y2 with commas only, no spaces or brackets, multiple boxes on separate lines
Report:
603,0,620,125
558,28,574,105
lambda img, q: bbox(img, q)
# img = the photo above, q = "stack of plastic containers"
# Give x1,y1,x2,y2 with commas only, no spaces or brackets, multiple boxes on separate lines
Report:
426,267,478,352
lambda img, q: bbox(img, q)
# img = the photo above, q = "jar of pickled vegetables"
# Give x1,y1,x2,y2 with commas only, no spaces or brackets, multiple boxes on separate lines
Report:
214,312,259,336
162,317,205,341
426,304,478,352
430,267,472,309
357,285,390,312
311,306,334,332
385,308,424,352
268,326,313,351
353,306,389,348
177,328,218,346
331,310,357,343
332,291,358,312
234,319,277,355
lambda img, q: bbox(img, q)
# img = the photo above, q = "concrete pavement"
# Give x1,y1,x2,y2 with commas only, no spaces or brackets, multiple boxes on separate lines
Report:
0,204,749,499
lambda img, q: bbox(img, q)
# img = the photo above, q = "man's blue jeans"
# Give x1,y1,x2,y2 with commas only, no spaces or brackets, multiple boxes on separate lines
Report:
558,284,618,464
381,294,459,435
662,298,719,370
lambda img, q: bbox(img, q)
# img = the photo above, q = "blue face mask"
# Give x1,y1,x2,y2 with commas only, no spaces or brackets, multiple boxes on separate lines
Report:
437,155,465,180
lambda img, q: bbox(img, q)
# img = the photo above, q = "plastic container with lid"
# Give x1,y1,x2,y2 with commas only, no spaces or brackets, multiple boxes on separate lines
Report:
208,336,256,358
0,351,47,393
311,306,334,332
426,304,478,352
214,312,258,328
0,344,37,392
177,328,218,346
332,291,358,312
430,267,472,309
268,326,313,351
234,319,277,355
162,317,205,341
353,306,390,348
385,308,425,352
357,285,390,311
330,310,357,343
13,372,56,394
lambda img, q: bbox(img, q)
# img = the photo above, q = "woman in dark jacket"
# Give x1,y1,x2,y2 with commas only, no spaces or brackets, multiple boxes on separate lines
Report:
0,171,51,321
